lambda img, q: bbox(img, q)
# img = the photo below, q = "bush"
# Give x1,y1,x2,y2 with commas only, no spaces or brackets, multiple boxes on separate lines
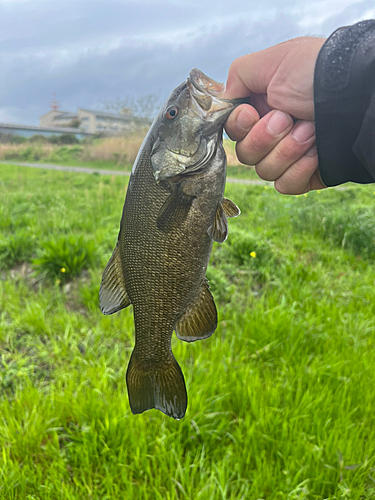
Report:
10,135,27,144
0,132,27,144
291,201,375,259
0,231,37,269
29,135,48,143
32,235,97,282
207,228,285,304
223,229,276,267
50,145,83,163
48,133,79,145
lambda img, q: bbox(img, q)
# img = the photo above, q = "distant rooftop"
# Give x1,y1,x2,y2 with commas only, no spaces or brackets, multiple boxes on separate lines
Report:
39,106,151,135
54,113,78,119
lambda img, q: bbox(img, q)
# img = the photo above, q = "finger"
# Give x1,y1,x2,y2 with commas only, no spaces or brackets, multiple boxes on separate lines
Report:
235,110,294,166
309,169,327,191
225,104,259,142
224,51,277,99
255,120,316,181
250,94,273,117
274,145,321,195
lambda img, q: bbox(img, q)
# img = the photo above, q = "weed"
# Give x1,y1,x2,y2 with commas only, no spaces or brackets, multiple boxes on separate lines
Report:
291,199,375,259
0,231,37,269
1,164,375,499
32,235,97,282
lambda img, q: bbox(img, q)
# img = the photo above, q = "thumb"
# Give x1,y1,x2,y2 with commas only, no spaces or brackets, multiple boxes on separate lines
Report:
224,50,277,99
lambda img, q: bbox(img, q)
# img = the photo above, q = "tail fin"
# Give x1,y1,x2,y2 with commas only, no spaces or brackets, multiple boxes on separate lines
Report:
126,351,187,420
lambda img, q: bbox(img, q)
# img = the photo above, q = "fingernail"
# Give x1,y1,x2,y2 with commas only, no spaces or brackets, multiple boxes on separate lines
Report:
236,109,254,131
267,111,292,135
306,144,317,157
292,121,315,144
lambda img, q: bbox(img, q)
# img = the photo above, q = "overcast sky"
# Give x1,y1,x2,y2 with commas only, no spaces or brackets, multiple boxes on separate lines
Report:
1,0,374,125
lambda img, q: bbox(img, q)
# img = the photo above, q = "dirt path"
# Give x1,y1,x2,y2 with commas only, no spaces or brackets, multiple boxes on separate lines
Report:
0,161,268,186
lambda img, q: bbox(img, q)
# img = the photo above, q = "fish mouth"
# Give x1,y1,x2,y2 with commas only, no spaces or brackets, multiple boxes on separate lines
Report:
189,68,226,98
187,68,248,118
151,69,248,183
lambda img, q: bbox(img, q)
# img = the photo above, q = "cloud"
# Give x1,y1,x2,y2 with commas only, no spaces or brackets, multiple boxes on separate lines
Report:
1,0,374,124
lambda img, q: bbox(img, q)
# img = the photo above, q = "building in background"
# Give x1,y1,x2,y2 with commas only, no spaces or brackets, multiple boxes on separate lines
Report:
40,108,151,135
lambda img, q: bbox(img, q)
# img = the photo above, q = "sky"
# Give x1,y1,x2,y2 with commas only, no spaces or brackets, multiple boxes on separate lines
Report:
1,0,375,125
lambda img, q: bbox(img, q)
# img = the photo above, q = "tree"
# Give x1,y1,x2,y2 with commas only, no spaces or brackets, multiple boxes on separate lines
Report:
103,94,163,120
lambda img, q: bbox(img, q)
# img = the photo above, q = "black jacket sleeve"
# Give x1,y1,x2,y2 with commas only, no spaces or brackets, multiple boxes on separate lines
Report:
314,20,375,187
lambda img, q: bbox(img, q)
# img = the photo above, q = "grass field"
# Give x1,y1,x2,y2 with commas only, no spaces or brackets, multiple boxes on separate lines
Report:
0,137,258,180
1,163,375,499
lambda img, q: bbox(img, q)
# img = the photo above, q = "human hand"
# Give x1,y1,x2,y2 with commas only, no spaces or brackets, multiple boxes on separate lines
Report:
224,37,327,194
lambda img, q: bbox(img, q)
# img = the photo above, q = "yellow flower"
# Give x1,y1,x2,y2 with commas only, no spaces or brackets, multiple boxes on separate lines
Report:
264,186,269,190
317,190,321,194
60,267,66,273
250,251,256,258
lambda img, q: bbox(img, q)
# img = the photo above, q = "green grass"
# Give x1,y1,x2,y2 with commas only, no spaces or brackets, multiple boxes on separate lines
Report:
1,138,260,178
3,155,133,172
1,163,375,498
0,140,134,172
3,156,259,179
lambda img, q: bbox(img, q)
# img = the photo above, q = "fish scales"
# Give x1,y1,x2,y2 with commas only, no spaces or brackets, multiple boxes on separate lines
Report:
100,69,244,419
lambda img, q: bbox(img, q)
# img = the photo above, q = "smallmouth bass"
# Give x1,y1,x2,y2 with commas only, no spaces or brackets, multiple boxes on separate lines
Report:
100,69,244,419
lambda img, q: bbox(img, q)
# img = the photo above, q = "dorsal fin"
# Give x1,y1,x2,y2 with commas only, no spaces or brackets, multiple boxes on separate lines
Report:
100,243,130,315
174,279,217,342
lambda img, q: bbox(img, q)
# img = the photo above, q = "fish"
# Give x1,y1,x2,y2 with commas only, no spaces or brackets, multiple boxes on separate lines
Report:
99,68,244,420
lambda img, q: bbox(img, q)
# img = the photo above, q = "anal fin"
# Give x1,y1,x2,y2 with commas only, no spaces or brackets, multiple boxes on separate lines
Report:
175,279,217,342
100,243,130,315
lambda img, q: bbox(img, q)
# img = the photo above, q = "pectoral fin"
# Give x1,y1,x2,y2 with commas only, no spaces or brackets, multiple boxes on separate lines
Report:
157,188,194,232
175,280,217,342
208,198,241,243
208,202,228,243
100,243,130,315
222,197,241,218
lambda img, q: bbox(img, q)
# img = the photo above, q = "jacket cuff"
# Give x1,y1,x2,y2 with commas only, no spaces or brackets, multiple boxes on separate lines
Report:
314,20,375,186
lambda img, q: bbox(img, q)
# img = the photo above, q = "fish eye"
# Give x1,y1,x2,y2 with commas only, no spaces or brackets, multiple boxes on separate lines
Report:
166,106,179,120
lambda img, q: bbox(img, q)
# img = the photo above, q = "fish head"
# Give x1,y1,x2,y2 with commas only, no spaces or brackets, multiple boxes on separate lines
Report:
151,68,245,182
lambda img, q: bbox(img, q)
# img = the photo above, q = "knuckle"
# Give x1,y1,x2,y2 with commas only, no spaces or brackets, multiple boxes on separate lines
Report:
274,139,304,163
227,56,246,82
224,122,238,141
266,94,283,111
255,162,275,182
227,59,239,76
274,180,295,195
236,133,267,165
236,144,254,166
293,155,319,176
225,109,245,142
243,132,266,156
